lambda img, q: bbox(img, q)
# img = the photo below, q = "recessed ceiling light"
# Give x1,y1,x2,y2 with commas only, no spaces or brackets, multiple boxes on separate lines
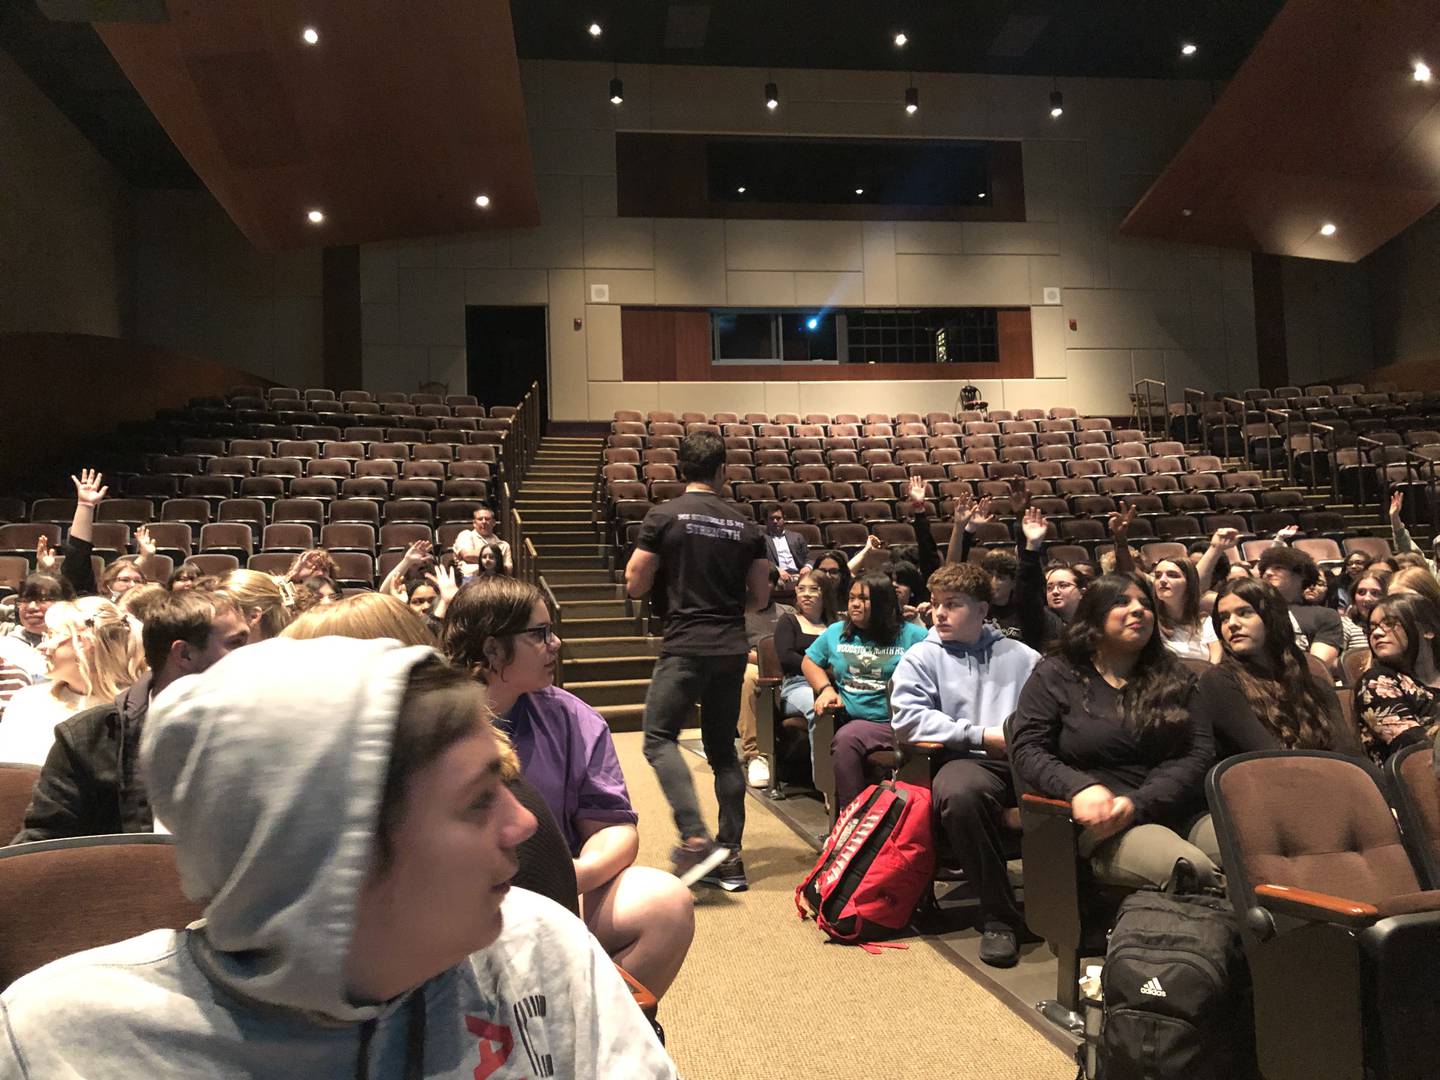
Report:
301,26,319,45
736,185,746,194
894,32,908,47
1049,89,1064,118
1182,208,1193,216
609,77,624,105
905,86,919,114
1320,222,1337,236
1416,61,1433,82
1180,42,1197,56
764,81,779,110
854,187,865,196
474,194,491,208
588,22,602,37
306,209,324,224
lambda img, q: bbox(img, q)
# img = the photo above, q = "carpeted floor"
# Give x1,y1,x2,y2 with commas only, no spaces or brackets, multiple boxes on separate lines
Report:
613,730,1075,1080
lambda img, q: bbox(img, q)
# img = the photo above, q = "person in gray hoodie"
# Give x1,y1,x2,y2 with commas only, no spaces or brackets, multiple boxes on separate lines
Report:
0,636,675,1080
890,562,1040,969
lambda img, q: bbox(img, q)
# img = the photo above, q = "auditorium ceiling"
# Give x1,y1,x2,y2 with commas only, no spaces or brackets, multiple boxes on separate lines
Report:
1121,0,1440,262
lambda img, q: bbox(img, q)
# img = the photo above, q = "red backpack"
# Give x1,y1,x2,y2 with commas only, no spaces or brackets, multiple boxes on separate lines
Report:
795,780,935,952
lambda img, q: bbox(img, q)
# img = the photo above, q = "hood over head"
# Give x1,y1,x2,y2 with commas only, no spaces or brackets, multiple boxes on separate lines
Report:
143,636,438,1022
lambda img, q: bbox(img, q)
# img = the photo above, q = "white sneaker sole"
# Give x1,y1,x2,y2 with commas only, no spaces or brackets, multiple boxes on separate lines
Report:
674,845,731,888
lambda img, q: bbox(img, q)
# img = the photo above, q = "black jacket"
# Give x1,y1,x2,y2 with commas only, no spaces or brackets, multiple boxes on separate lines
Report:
764,530,810,573
13,674,154,844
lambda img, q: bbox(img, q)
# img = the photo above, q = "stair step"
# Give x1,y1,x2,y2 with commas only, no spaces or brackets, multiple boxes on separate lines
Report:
531,543,605,557
591,703,648,733
536,555,607,571
522,518,596,531
526,529,603,546
562,678,652,708
563,656,658,681
515,508,594,521
561,615,643,637
562,636,657,659
557,599,631,618
549,582,624,600
539,568,614,585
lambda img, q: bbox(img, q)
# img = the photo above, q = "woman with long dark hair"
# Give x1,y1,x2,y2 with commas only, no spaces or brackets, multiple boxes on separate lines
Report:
1151,555,1218,662
772,567,839,745
1353,592,1440,763
1341,567,1390,654
1198,578,1359,757
803,570,927,809
1010,573,1219,888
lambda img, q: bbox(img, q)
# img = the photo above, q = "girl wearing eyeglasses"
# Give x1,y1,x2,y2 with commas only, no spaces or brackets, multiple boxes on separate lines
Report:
1354,592,1440,764
442,576,695,998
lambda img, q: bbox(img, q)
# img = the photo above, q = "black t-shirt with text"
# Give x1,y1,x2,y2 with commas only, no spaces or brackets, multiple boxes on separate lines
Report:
636,490,766,655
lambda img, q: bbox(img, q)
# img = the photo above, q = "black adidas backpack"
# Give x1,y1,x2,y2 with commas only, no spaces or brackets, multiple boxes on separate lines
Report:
1097,887,1257,1080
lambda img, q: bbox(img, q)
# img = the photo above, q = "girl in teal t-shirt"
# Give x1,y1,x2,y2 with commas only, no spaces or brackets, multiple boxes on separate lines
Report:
803,572,928,721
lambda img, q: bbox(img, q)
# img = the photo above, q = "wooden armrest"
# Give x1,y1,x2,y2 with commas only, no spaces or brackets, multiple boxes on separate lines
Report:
895,740,945,756
616,963,658,1018
1021,793,1073,815
756,675,781,687
1253,884,1379,928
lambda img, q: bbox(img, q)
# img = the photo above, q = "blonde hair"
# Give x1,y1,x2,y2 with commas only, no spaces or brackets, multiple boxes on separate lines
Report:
281,592,437,649
1389,566,1440,608
45,597,147,705
219,569,300,641
117,582,169,622
279,592,519,779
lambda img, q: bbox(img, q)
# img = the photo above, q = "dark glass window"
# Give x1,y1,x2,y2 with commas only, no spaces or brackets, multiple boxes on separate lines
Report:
710,308,1002,365
714,312,775,361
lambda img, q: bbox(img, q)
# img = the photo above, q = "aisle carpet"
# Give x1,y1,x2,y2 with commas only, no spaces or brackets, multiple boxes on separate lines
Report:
612,730,1074,1080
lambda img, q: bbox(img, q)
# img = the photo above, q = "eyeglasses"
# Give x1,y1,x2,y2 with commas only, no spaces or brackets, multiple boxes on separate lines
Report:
1370,617,1403,636
511,624,558,645
1047,581,1078,592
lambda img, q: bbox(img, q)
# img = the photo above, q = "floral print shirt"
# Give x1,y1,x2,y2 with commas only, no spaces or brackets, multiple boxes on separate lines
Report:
1355,663,1440,763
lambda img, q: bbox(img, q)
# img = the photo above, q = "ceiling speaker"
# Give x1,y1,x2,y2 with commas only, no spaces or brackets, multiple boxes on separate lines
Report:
590,283,611,303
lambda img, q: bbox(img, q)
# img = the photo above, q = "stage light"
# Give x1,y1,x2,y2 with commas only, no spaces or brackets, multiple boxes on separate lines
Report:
609,77,624,105
765,82,779,110
806,317,819,331
1049,90,1064,118
905,86,919,114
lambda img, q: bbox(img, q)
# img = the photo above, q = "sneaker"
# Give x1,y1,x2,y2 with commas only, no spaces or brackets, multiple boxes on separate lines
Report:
699,854,749,892
670,841,730,888
978,921,1020,968
746,756,771,788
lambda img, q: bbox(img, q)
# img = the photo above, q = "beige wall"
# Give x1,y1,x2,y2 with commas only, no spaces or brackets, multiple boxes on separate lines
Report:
361,60,1260,418
132,189,324,385
0,50,129,338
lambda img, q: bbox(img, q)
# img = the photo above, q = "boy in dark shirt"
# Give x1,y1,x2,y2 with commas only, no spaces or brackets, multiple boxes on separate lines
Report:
625,432,771,891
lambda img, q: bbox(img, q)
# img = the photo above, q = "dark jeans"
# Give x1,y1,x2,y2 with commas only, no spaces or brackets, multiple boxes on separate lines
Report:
931,756,1021,928
642,652,748,851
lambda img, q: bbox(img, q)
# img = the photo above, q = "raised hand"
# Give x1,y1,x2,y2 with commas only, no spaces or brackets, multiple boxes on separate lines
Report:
426,562,460,603
1020,506,1048,548
35,535,58,574
1390,489,1405,521
1208,526,1241,552
951,489,975,526
70,468,107,508
1275,524,1301,543
1107,501,1136,539
403,539,433,565
968,495,994,529
906,475,928,511
135,525,156,557
1006,476,1030,512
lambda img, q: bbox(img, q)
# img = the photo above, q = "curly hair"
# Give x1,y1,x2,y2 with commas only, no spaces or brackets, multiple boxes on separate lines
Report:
1211,577,1337,749
1059,573,1194,749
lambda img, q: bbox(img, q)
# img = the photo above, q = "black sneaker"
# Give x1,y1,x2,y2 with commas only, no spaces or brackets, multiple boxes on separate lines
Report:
670,841,730,888
698,854,749,892
978,921,1020,968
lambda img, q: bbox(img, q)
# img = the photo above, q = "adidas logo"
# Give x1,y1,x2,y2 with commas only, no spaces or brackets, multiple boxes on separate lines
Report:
1139,977,1166,998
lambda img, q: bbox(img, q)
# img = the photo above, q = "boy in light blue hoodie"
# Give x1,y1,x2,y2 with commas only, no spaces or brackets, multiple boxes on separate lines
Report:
890,562,1040,968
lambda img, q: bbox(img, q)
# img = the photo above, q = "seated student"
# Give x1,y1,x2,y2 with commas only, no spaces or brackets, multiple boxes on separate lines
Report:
1389,490,1439,576
1341,567,1390,654
1354,592,1440,763
1257,544,1344,673
282,548,340,586
890,563,1041,967
772,568,839,757
0,573,72,682
167,564,203,592
738,565,794,787
117,582,170,623
0,637,675,1078
1010,573,1220,890
453,506,514,577
1389,565,1440,607
1198,578,1359,759
761,503,812,589
301,575,342,605
13,590,251,844
809,549,851,607
1151,555,1219,662
0,598,146,767
218,568,305,642
948,495,1060,650
443,577,695,998
802,572,927,811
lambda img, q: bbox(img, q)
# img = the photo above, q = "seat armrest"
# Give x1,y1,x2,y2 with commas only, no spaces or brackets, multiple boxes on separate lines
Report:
1253,884,1379,928
755,674,781,687
616,963,658,1019
1021,793,1073,817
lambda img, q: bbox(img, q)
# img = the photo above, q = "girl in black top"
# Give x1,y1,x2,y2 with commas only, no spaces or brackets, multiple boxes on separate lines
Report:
1354,592,1440,763
1198,578,1359,759
772,569,838,734
1011,572,1220,889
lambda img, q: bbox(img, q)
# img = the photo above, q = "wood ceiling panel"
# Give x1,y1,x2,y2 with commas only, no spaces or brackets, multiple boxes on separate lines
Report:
96,0,539,249
1121,0,1440,263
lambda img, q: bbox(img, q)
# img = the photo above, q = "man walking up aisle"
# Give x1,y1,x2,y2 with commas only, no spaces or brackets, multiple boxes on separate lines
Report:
626,432,771,892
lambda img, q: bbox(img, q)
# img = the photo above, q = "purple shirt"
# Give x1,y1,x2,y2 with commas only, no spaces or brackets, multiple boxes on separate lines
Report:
500,686,638,855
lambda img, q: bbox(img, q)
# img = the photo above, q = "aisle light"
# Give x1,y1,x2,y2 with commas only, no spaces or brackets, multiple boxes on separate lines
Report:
905,86,919,114
609,77,624,105
765,82,779,110
1049,90,1064,118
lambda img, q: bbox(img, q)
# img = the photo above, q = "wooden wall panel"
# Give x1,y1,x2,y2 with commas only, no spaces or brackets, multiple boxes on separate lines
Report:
620,307,1033,382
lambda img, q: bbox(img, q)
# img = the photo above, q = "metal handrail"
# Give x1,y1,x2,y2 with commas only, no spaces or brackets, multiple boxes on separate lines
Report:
1182,387,1209,453
1219,397,1250,468
1356,436,1440,537
1133,379,1169,440
535,555,563,688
